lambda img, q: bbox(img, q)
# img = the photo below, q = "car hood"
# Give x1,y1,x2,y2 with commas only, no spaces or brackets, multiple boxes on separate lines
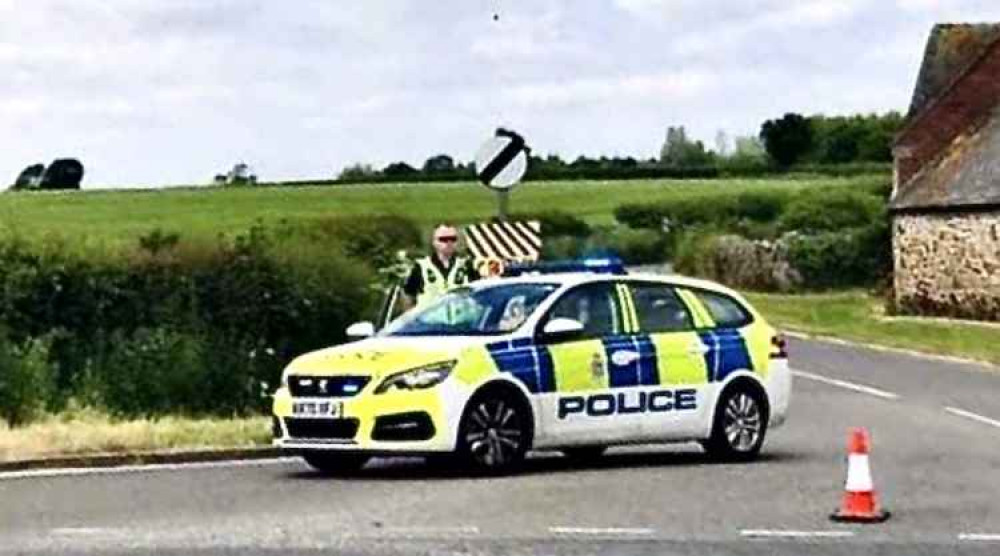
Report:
285,336,493,379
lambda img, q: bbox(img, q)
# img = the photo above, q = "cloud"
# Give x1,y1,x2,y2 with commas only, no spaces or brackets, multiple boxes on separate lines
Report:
4,0,1000,187
503,71,715,109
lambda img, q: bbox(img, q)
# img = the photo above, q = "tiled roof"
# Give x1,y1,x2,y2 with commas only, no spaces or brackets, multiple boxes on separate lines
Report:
907,23,1000,118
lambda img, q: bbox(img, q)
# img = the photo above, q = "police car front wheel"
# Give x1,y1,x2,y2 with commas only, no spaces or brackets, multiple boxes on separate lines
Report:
702,384,768,462
457,391,531,473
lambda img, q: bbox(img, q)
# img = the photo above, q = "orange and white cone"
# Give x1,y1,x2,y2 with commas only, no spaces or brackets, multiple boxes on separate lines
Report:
830,427,890,523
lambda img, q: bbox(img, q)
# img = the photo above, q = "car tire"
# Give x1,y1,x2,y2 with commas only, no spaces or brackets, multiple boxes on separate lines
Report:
456,390,531,474
562,446,607,462
301,451,370,475
702,383,768,462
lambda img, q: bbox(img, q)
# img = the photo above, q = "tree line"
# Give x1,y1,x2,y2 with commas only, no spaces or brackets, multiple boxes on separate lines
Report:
334,111,902,184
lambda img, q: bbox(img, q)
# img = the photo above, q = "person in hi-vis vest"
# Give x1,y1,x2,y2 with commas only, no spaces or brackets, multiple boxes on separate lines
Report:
402,224,480,310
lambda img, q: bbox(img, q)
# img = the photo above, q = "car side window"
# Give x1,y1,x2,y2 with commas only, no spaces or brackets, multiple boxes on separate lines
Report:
629,283,694,333
696,291,752,328
543,283,621,338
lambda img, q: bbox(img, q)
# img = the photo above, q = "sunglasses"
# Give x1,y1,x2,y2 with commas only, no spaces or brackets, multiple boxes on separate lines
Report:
435,236,458,243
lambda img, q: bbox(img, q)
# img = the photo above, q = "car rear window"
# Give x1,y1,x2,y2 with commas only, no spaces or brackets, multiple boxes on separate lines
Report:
695,291,752,328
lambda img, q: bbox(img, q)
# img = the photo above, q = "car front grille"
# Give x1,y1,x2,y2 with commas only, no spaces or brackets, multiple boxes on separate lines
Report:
288,375,370,398
284,418,360,441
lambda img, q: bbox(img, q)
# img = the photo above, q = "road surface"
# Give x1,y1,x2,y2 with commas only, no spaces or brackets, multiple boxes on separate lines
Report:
2,338,999,555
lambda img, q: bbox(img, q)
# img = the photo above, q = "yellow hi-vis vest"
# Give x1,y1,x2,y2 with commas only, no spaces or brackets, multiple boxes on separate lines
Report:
415,256,472,307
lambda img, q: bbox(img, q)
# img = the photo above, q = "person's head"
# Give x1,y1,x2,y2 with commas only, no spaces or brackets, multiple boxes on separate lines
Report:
431,224,459,259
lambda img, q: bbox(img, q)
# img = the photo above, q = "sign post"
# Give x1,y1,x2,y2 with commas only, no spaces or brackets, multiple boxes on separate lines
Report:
475,128,529,221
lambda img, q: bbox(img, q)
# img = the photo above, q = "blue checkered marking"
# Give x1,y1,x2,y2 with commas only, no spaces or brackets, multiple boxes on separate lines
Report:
486,340,556,394
698,328,753,382
603,334,659,388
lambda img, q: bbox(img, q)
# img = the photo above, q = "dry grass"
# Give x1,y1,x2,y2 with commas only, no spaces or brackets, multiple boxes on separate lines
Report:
0,407,269,462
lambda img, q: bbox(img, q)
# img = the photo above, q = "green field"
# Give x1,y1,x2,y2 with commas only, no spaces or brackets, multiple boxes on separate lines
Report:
0,176,887,246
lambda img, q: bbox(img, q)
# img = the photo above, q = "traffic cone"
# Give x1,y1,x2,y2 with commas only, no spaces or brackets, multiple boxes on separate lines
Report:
830,427,890,523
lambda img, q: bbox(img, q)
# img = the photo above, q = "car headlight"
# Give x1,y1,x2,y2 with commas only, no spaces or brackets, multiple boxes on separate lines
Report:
374,361,456,394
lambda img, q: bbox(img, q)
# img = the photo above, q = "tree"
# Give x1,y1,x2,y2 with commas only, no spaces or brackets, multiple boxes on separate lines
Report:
660,126,714,168
721,136,768,171
222,162,257,186
760,113,814,167
714,130,730,157
338,163,378,181
11,163,45,190
39,159,84,190
382,162,418,178
422,154,455,174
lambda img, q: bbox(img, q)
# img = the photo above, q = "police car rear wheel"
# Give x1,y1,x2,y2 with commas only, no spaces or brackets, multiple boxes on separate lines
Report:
703,386,767,461
458,394,530,473
301,451,370,475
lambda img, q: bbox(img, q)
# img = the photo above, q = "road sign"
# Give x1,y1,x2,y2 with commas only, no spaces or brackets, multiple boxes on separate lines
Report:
475,129,529,191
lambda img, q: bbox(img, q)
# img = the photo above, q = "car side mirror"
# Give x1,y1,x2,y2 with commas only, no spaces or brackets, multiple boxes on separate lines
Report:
346,321,375,339
541,318,585,342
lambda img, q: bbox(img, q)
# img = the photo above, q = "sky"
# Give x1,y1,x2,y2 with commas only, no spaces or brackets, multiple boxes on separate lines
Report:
3,0,1000,188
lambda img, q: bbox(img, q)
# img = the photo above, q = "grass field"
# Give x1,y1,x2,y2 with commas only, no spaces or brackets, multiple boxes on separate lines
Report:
0,175,887,246
747,291,1000,367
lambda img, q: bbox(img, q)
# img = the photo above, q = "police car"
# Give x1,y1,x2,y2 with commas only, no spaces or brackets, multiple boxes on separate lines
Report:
271,259,791,474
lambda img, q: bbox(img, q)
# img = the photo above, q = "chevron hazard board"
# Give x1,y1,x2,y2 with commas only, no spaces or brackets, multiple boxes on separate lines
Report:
464,221,541,277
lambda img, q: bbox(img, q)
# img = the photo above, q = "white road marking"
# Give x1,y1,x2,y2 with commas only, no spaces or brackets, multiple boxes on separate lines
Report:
50,527,129,537
0,457,297,481
550,527,655,536
945,407,1000,430
959,533,1000,542
378,526,480,536
741,529,855,539
791,369,900,400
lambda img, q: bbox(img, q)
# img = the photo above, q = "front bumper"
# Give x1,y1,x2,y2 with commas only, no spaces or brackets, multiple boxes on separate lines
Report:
271,381,469,453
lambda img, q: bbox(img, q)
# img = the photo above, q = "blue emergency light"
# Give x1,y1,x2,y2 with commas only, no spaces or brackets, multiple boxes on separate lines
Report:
503,254,627,277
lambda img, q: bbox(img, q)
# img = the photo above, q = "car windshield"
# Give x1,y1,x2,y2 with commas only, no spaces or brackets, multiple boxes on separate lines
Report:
381,282,559,337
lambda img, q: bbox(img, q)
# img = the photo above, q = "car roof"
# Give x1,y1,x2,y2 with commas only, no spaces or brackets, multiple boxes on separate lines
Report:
471,271,741,298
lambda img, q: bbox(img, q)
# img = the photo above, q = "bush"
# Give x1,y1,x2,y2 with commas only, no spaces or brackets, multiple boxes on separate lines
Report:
785,218,890,288
509,211,591,239
0,221,377,421
0,335,55,426
289,214,423,265
616,189,791,234
596,228,670,265
779,189,882,233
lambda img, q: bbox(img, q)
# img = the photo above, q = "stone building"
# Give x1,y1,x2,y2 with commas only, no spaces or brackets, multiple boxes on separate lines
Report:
891,23,1000,321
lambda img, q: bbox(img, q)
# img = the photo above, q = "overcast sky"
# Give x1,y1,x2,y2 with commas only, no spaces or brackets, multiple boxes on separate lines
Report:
3,0,1000,188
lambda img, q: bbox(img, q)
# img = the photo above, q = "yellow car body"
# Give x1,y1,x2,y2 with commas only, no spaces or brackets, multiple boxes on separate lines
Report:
272,271,791,467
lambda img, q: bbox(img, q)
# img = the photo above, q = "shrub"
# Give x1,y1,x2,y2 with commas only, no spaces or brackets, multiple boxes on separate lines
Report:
509,211,591,239
779,189,882,233
291,214,423,265
0,221,378,420
733,190,789,223
785,218,891,289
0,334,55,427
593,228,670,265
616,189,791,233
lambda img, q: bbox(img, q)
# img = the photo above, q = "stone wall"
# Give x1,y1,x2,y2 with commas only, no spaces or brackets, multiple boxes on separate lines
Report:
894,212,1000,320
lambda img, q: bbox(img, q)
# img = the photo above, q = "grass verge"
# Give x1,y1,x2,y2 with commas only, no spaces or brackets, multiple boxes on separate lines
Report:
747,291,1000,366
0,407,269,463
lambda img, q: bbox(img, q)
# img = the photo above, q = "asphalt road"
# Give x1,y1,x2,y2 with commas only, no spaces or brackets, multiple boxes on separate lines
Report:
2,338,999,556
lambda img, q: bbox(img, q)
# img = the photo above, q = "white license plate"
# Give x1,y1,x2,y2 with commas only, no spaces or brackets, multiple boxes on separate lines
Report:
292,400,343,418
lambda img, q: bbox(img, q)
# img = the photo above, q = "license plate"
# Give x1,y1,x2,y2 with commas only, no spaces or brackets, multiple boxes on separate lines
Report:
292,400,342,418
